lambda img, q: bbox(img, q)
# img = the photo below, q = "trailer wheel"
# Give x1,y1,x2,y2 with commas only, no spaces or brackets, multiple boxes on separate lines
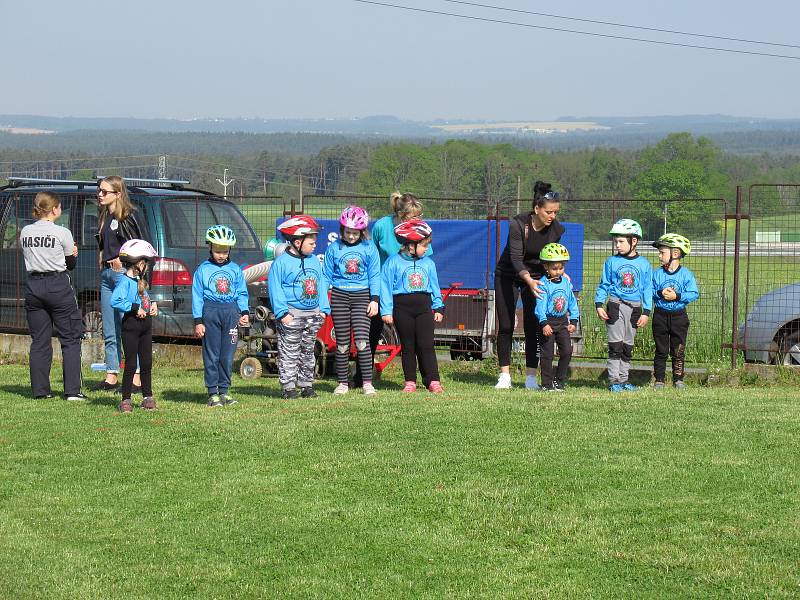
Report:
314,340,327,379
240,357,263,380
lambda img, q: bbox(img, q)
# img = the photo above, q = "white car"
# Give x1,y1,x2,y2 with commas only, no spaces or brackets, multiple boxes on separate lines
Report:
739,283,800,366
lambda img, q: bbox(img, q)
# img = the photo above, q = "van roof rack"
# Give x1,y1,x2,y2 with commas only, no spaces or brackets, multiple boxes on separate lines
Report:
6,177,99,187
93,176,190,188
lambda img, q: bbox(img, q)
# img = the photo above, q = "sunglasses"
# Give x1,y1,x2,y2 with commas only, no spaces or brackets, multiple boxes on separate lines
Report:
542,191,560,200
97,188,117,197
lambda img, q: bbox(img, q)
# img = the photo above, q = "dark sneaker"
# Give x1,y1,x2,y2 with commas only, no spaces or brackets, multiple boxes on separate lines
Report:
207,394,223,407
553,381,566,392
97,381,118,391
140,396,157,410
220,394,237,406
118,399,133,413
281,388,299,400
65,393,88,401
300,386,317,398
34,394,54,400
131,385,142,394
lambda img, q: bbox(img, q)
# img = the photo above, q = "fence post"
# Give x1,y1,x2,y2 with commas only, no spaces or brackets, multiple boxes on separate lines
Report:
730,186,742,370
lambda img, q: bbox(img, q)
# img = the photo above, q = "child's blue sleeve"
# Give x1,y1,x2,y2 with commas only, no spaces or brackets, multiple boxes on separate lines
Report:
428,260,444,311
318,267,331,315
111,279,134,313
192,266,205,320
568,283,580,323
323,244,335,283
679,270,700,305
641,262,653,313
367,243,381,299
235,266,249,314
534,287,548,324
267,260,289,320
379,261,394,316
594,260,612,306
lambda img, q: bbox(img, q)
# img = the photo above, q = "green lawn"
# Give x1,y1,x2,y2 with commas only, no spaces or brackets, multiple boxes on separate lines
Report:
1,363,798,599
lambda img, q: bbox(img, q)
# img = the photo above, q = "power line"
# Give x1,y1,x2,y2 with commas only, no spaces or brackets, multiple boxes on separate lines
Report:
440,0,800,49
353,0,800,60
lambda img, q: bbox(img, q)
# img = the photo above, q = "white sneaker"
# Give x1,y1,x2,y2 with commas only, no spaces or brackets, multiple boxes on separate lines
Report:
494,373,512,389
363,383,377,395
525,375,540,390
333,383,349,395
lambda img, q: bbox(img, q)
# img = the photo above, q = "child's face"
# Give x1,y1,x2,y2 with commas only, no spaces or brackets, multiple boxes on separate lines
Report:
411,239,429,258
613,236,636,255
658,246,679,266
210,244,230,264
341,227,361,244
544,261,565,279
296,234,317,255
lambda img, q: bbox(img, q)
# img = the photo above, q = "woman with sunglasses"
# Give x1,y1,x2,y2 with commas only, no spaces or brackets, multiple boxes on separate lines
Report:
494,181,564,390
96,176,145,391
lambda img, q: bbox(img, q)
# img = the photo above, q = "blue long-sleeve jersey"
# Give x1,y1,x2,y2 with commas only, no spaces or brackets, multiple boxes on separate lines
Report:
594,254,653,314
652,264,700,312
323,239,381,298
380,253,444,316
111,275,151,315
267,250,331,320
535,276,580,324
192,259,249,322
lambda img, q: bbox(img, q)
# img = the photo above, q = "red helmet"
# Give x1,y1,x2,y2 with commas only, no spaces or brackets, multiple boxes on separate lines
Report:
394,218,432,243
278,215,320,239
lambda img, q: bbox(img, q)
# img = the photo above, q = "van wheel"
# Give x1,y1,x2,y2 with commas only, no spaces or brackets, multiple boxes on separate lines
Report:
776,329,800,367
240,357,263,379
314,340,327,379
82,301,103,339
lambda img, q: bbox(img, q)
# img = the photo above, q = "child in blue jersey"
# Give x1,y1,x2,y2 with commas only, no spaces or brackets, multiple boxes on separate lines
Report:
192,225,250,407
534,243,580,391
595,219,653,392
268,215,330,400
380,219,445,393
324,206,381,396
651,233,700,389
110,239,158,413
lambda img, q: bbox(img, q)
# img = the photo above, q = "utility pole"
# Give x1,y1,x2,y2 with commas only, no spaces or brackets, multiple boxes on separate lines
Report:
216,168,235,199
158,155,167,180
516,174,521,215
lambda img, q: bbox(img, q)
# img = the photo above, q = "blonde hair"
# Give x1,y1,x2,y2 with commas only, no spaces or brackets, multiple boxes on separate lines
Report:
32,192,61,219
390,192,423,221
98,175,135,224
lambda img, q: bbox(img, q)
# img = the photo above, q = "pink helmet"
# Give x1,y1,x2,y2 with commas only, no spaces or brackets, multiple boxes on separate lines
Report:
339,205,369,230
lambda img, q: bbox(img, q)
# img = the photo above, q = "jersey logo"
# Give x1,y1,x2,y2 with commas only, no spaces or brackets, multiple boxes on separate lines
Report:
345,257,360,274
618,268,636,290
408,271,426,290
340,252,363,278
303,277,318,299
553,296,566,313
215,276,231,295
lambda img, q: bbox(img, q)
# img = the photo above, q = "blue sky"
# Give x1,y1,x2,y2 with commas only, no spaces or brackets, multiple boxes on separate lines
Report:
4,0,799,120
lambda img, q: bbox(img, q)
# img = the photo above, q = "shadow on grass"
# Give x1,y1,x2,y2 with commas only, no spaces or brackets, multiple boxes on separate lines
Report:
0,384,35,398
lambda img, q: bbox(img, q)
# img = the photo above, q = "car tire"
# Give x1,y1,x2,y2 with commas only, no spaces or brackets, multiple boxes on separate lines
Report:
777,328,800,367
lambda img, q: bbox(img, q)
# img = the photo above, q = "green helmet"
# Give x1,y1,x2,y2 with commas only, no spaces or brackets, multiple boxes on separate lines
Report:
652,233,691,256
206,225,236,247
539,242,570,262
609,218,643,238
263,237,284,261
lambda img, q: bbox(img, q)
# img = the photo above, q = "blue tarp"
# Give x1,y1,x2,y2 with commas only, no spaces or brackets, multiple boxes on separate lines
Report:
276,219,585,291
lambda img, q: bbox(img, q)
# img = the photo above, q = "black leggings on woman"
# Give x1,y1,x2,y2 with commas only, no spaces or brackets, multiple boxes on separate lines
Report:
330,288,373,384
121,314,153,399
494,272,539,369
393,293,440,386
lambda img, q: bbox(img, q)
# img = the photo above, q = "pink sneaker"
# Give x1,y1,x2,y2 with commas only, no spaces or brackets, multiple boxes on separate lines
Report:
401,381,417,393
428,381,444,393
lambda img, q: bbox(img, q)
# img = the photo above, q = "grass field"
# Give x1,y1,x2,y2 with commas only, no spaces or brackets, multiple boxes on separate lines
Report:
1,363,799,599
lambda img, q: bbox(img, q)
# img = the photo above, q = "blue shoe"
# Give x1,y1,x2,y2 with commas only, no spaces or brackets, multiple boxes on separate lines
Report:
622,383,637,391
609,383,625,393
525,375,540,390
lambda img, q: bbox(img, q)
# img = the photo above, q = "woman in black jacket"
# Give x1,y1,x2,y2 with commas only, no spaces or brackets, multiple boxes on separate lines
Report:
96,176,145,390
494,181,563,390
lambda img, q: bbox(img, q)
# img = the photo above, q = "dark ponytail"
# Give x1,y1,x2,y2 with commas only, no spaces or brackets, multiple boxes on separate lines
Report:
533,180,556,208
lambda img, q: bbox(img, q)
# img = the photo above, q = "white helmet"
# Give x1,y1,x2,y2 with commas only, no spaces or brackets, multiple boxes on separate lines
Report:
119,239,157,263
609,218,643,238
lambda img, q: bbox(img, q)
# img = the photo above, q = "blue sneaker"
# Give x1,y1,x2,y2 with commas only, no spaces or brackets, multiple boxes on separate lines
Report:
609,383,625,393
622,383,637,391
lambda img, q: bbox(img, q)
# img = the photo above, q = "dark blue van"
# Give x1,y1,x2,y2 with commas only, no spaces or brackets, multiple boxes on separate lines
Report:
0,178,266,339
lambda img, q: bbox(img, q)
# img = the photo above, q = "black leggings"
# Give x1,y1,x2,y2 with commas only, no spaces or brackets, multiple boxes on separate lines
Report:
330,288,373,384
494,272,539,369
652,308,690,382
121,314,153,399
537,316,573,387
393,293,440,386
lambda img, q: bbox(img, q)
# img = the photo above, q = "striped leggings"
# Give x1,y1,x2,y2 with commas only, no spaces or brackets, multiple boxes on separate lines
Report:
276,311,326,390
330,288,373,384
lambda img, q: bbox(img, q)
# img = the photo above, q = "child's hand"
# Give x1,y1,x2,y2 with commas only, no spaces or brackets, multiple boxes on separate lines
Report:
567,323,576,334
239,314,250,327
662,287,677,301
195,324,205,338
149,302,158,316
596,307,609,321
382,315,393,325
433,311,443,323
637,314,649,328
367,301,379,317
542,324,553,337
136,308,147,319
280,314,294,325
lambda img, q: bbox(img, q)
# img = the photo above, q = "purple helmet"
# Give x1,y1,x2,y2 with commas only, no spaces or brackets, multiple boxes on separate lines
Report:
339,205,369,230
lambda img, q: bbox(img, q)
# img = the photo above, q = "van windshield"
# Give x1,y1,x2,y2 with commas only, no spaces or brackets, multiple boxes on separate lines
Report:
162,199,259,249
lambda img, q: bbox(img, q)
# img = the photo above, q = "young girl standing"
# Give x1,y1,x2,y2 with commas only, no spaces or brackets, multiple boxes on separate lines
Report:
380,219,445,393
324,206,381,395
110,239,158,412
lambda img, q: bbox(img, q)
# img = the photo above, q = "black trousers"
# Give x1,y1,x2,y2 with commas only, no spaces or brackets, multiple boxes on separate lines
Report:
494,272,539,369
393,293,440,386
652,308,690,382
537,316,573,387
330,288,373,384
24,272,83,397
121,314,153,399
